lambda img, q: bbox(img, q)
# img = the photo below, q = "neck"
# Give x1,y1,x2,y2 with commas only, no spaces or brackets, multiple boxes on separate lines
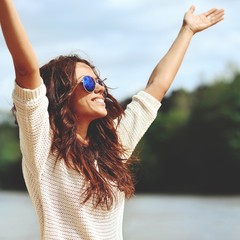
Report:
76,121,89,146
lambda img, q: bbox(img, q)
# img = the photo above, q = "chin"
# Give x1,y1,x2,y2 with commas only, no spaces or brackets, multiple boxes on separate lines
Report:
99,111,108,118
93,110,108,120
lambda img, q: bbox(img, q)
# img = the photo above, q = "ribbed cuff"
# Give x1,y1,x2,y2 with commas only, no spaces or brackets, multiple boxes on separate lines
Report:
133,90,161,110
13,78,46,102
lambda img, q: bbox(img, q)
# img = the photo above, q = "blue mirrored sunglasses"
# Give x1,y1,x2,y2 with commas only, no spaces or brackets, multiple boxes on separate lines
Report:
80,75,107,96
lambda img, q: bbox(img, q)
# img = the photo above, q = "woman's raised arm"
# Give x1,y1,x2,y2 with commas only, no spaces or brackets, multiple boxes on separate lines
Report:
0,0,40,89
145,6,224,101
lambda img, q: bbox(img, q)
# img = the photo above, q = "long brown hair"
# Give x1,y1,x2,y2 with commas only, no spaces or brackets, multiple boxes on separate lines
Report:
40,55,135,209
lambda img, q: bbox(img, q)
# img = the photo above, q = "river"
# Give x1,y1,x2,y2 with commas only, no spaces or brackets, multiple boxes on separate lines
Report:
1,191,240,240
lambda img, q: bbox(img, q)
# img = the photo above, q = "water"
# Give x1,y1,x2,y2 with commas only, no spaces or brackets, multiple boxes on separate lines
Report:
1,191,240,240
124,195,240,240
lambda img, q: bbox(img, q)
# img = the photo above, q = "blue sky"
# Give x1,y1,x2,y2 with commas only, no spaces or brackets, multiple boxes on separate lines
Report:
0,0,239,111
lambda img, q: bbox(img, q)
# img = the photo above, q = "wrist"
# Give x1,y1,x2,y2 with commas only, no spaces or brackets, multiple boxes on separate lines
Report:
180,24,195,36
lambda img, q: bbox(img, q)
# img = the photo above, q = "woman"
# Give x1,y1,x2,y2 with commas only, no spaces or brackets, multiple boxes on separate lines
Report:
0,1,224,239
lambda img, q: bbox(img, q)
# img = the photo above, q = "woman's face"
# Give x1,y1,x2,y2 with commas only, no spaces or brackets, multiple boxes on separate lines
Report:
70,62,107,124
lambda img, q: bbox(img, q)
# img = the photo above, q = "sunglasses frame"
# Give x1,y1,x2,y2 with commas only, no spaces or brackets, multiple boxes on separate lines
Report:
79,75,108,97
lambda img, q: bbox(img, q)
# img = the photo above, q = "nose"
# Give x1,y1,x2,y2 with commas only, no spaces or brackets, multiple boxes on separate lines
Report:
94,81,105,95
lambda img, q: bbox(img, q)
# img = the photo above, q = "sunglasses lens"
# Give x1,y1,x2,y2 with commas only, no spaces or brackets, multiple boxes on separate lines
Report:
82,76,95,92
81,76,108,96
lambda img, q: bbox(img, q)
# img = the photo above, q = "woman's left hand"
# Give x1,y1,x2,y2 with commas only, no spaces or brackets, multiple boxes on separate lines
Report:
183,6,224,34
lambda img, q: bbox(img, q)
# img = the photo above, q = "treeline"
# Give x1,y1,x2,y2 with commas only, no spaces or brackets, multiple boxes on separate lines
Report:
0,71,240,194
0,117,24,190
133,71,240,194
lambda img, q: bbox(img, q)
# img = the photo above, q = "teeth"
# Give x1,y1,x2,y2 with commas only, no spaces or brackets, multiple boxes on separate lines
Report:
94,98,104,103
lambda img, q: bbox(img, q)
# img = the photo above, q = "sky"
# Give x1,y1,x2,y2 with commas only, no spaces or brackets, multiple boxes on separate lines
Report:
0,0,239,111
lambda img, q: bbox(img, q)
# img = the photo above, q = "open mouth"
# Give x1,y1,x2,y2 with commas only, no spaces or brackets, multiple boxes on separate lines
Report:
92,97,106,105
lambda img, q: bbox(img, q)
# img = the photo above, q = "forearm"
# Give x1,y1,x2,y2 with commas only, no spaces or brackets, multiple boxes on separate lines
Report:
0,0,40,88
145,6,224,102
145,25,193,101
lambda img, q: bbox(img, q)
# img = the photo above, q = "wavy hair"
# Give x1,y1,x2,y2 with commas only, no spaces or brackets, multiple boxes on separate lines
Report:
39,55,135,209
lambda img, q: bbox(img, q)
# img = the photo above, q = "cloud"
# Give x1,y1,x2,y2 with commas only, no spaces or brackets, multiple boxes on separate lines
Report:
0,0,240,110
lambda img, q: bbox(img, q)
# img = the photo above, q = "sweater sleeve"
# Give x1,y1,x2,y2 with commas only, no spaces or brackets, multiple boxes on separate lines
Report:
117,90,161,159
12,80,51,175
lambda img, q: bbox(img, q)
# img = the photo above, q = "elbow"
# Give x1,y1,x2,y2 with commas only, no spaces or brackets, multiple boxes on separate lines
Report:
15,64,39,77
15,64,41,89
153,79,171,95
145,81,168,102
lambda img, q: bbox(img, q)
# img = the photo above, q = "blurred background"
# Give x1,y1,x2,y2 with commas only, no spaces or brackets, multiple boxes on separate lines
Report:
0,0,240,239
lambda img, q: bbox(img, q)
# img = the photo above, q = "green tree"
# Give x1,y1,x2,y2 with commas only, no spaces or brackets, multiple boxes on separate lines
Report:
0,115,25,190
135,71,240,194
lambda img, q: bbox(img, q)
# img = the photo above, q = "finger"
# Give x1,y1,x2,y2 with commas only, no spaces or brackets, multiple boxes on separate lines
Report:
209,16,224,27
208,11,225,27
209,10,225,22
204,8,218,17
213,9,225,19
189,5,196,14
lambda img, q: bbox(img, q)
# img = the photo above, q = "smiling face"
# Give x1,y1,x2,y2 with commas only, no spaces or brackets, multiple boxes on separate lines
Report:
70,62,107,126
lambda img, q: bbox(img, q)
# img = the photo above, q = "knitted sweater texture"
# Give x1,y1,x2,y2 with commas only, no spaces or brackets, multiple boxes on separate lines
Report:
12,81,161,240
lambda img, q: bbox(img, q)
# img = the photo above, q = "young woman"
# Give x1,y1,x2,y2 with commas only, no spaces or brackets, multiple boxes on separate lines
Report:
0,1,224,239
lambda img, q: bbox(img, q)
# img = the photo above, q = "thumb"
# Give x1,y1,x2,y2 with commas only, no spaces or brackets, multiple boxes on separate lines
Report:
189,5,196,14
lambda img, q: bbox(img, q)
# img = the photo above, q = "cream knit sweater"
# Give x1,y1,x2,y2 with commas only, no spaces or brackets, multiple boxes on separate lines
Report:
12,80,161,240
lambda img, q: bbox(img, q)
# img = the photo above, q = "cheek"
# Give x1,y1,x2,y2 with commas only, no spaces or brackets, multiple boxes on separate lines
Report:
71,98,87,114
70,89,89,111
70,94,93,117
